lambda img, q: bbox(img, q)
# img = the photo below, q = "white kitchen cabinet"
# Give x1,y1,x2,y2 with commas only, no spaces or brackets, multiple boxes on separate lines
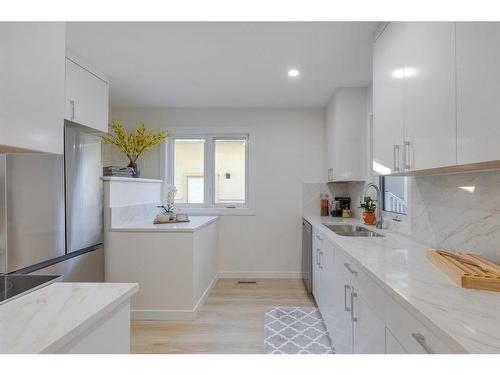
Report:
403,22,456,170
317,242,385,354
373,22,456,173
0,22,65,154
352,290,386,354
312,229,323,304
309,222,456,354
65,55,109,133
456,22,500,165
312,229,333,312
325,245,354,354
385,328,408,354
373,22,406,174
384,288,453,354
325,87,367,181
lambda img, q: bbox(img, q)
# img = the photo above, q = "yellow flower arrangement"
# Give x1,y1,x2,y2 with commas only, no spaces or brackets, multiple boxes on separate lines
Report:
102,119,167,165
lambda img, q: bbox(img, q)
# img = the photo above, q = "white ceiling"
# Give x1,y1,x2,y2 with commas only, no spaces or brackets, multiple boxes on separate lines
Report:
66,22,378,108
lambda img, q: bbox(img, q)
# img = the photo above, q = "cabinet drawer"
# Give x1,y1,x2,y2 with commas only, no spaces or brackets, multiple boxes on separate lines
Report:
384,293,454,354
385,327,407,354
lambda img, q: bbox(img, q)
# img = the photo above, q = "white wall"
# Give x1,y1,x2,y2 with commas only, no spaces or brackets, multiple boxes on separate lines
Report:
106,108,325,277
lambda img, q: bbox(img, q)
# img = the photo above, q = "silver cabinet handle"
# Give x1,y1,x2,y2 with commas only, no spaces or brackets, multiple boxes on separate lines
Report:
350,289,358,322
393,144,401,172
70,100,75,120
344,262,358,275
327,168,334,181
319,251,323,269
316,234,323,241
411,333,434,354
316,249,320,266
404,141,412,170
344,284,351,312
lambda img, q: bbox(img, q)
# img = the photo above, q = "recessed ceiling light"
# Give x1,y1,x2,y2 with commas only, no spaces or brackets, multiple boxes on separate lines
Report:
288,69,300,78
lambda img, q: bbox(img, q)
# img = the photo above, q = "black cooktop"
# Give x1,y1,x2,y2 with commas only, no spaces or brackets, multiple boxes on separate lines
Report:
0,274,61,304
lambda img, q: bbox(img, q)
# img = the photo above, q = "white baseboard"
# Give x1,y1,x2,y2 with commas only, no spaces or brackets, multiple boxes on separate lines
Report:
218,271,303,279
131,309,196,321
131,273,219,321
193,273,218,313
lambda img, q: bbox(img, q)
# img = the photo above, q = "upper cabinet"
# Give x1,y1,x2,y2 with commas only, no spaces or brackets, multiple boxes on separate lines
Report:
403,23,456,170
456,22,500,165
373,22,405,174
0,23,65,154
65,54,109,133
374,22,500,174
373,22,456,174
325,87,367,182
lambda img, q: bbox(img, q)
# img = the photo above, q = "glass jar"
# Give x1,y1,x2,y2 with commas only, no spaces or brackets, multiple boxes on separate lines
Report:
320,194,329,216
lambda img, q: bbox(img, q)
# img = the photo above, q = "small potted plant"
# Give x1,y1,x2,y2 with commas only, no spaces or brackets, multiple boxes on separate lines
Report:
102,119,167,178
360,196,377,225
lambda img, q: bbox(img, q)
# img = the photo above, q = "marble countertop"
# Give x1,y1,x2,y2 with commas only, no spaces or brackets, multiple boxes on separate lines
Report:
304,215,500,354
0,282,138,354
111,215,218,232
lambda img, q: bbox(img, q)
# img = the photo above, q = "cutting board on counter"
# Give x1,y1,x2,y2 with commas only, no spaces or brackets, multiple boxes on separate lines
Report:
427,249,500,292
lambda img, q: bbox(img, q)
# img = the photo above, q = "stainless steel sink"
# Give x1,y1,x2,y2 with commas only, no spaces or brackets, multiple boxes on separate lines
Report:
324,224,385,237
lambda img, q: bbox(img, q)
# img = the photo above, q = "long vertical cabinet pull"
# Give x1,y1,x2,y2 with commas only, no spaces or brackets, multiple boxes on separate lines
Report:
344,285,351,312
316,249,320,266
70,100,75,120
319,251,323,269
350,288,358,322
404,141,412,170
393,145,401,172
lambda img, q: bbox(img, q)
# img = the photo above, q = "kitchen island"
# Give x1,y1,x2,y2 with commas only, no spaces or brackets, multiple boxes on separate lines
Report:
0,282,138,353
105,215,218,321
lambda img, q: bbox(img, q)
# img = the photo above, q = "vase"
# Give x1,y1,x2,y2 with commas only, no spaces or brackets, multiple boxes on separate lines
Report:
363,211,376,225
127,161,140,178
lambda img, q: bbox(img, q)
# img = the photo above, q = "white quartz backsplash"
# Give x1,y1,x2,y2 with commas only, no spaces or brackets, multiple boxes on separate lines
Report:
111,203,163,227
303,169,500,263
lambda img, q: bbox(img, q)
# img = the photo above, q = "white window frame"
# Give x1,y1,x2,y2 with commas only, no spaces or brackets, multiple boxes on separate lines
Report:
163,127,255,215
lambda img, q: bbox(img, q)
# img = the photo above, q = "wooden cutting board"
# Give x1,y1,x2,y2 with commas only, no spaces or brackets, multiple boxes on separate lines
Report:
427,249,500,292
153,219,190,224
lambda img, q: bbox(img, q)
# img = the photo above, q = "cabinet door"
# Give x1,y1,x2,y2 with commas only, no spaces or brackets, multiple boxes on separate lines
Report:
352,290,386,354
312,231,322,305
323,247,353,354
0,23,65,154
373,22,405,175
317,238,336,344
65,58,109,133
331,88,367,181
456,22,500,165
385,328,408,354
403,22,456,170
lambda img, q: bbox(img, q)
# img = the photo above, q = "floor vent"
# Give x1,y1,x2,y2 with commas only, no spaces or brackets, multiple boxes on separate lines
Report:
237,280,258,284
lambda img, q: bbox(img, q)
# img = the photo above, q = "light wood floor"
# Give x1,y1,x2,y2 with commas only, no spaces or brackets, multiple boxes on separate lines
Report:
131,278,316,354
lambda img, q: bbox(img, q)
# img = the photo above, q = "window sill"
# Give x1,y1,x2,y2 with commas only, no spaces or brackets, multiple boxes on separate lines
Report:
176,207,255,216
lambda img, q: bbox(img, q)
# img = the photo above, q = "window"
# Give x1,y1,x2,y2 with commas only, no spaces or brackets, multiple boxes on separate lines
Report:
166,129,253,213
214,139,246,204
380,175,408,215
173,139,205,204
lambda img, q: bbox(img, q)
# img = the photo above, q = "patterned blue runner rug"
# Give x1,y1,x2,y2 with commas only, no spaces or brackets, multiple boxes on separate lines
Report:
264,307,334,354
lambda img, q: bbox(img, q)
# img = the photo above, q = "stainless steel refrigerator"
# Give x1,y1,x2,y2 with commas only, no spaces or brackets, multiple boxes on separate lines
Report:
0,123,104,281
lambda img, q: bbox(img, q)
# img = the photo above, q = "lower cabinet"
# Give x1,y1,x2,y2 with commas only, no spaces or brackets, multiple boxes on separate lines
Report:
385,328,408,354
352,290,386,354
311,225,456,354
324,244,353,353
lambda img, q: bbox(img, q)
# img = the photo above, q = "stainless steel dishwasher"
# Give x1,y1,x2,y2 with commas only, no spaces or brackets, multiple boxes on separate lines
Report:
302,219,312,293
